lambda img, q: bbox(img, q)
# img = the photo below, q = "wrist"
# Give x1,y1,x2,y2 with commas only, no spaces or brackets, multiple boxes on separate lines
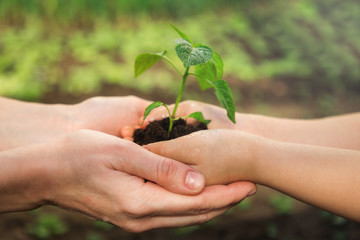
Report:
45,102,86,134
230,131,266,183
31,101,81,133
234,113,265,137
252,136,285,186
52,103,80,132
0,145,55,212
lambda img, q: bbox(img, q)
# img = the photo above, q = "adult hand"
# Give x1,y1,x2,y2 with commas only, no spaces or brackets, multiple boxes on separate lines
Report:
0,130,255,232
0,96,150,151
144,129,261,186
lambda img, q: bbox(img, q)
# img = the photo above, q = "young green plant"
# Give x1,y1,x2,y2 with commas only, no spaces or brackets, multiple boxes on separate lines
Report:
134,24,236,134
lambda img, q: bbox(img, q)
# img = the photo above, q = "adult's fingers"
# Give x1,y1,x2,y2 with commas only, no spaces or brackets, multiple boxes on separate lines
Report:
122,207,231,232
113,140,205,195
140,181,256,216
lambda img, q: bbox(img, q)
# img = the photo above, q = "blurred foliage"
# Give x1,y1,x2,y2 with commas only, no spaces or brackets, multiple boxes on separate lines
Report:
86,232,104,240
0,0,359,102
173,225,201,236
173,218,216,236
266,222,278,239
92,220,114,231
321,211,348,227
26,213,68,239
269,194,294,215
236,198,252,211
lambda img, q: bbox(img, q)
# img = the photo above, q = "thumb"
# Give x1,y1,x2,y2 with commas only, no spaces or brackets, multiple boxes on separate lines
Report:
117,141,205,195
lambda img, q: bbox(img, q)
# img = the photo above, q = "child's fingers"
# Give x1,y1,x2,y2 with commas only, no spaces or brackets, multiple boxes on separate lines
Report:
120,125,136,138
122,137,134,141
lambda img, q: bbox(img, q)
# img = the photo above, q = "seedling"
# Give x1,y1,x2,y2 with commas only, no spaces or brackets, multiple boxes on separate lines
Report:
135,24,236,134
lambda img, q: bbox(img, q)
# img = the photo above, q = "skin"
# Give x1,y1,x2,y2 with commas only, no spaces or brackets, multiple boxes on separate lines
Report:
0,96,256,232
130,100,360,150
0,129,255,232
146,130,360,221
0,96,206,193
0,96,151,151
138,101,360,221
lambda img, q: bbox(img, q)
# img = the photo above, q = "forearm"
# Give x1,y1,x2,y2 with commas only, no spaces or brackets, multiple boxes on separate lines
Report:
0,97,74,150
254,139,360,221
0,145,51,213
236,112,360,150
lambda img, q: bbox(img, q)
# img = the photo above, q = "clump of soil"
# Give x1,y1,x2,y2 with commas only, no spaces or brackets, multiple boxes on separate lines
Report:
133,117,207,145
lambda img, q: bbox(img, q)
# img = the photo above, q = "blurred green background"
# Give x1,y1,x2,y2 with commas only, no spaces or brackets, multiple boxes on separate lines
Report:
1,0,359,111
0,0,359,239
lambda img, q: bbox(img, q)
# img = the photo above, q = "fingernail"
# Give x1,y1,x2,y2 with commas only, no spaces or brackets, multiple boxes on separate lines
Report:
185,171,204,190
247,188,257,197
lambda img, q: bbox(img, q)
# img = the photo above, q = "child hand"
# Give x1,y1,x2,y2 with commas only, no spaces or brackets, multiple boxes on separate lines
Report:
144,129,261,186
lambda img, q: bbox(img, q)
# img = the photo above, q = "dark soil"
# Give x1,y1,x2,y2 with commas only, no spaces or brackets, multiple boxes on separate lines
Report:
133,117,207,145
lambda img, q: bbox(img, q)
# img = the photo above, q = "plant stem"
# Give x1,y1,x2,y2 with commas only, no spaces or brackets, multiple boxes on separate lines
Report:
168,67,190,133
172,67,189,118
163,104,174,136
162,103,172,121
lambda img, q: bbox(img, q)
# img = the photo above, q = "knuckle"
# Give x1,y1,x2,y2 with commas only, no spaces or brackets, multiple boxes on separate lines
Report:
191,197,210,214
123,202,142,217
157,158,178,181
122,200,152,219
121,220,144,233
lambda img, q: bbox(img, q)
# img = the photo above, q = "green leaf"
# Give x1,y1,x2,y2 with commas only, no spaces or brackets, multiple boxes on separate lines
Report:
170,23,193,45
142,101,166,124
195,50,224,90
212,80,236,123
175,39,213,68
182,112,211,125
134,51,167,77
212,50,224,80
195,61,217,90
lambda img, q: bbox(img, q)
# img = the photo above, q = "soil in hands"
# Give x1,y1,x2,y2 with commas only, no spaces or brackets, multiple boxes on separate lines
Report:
133,117,207,145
